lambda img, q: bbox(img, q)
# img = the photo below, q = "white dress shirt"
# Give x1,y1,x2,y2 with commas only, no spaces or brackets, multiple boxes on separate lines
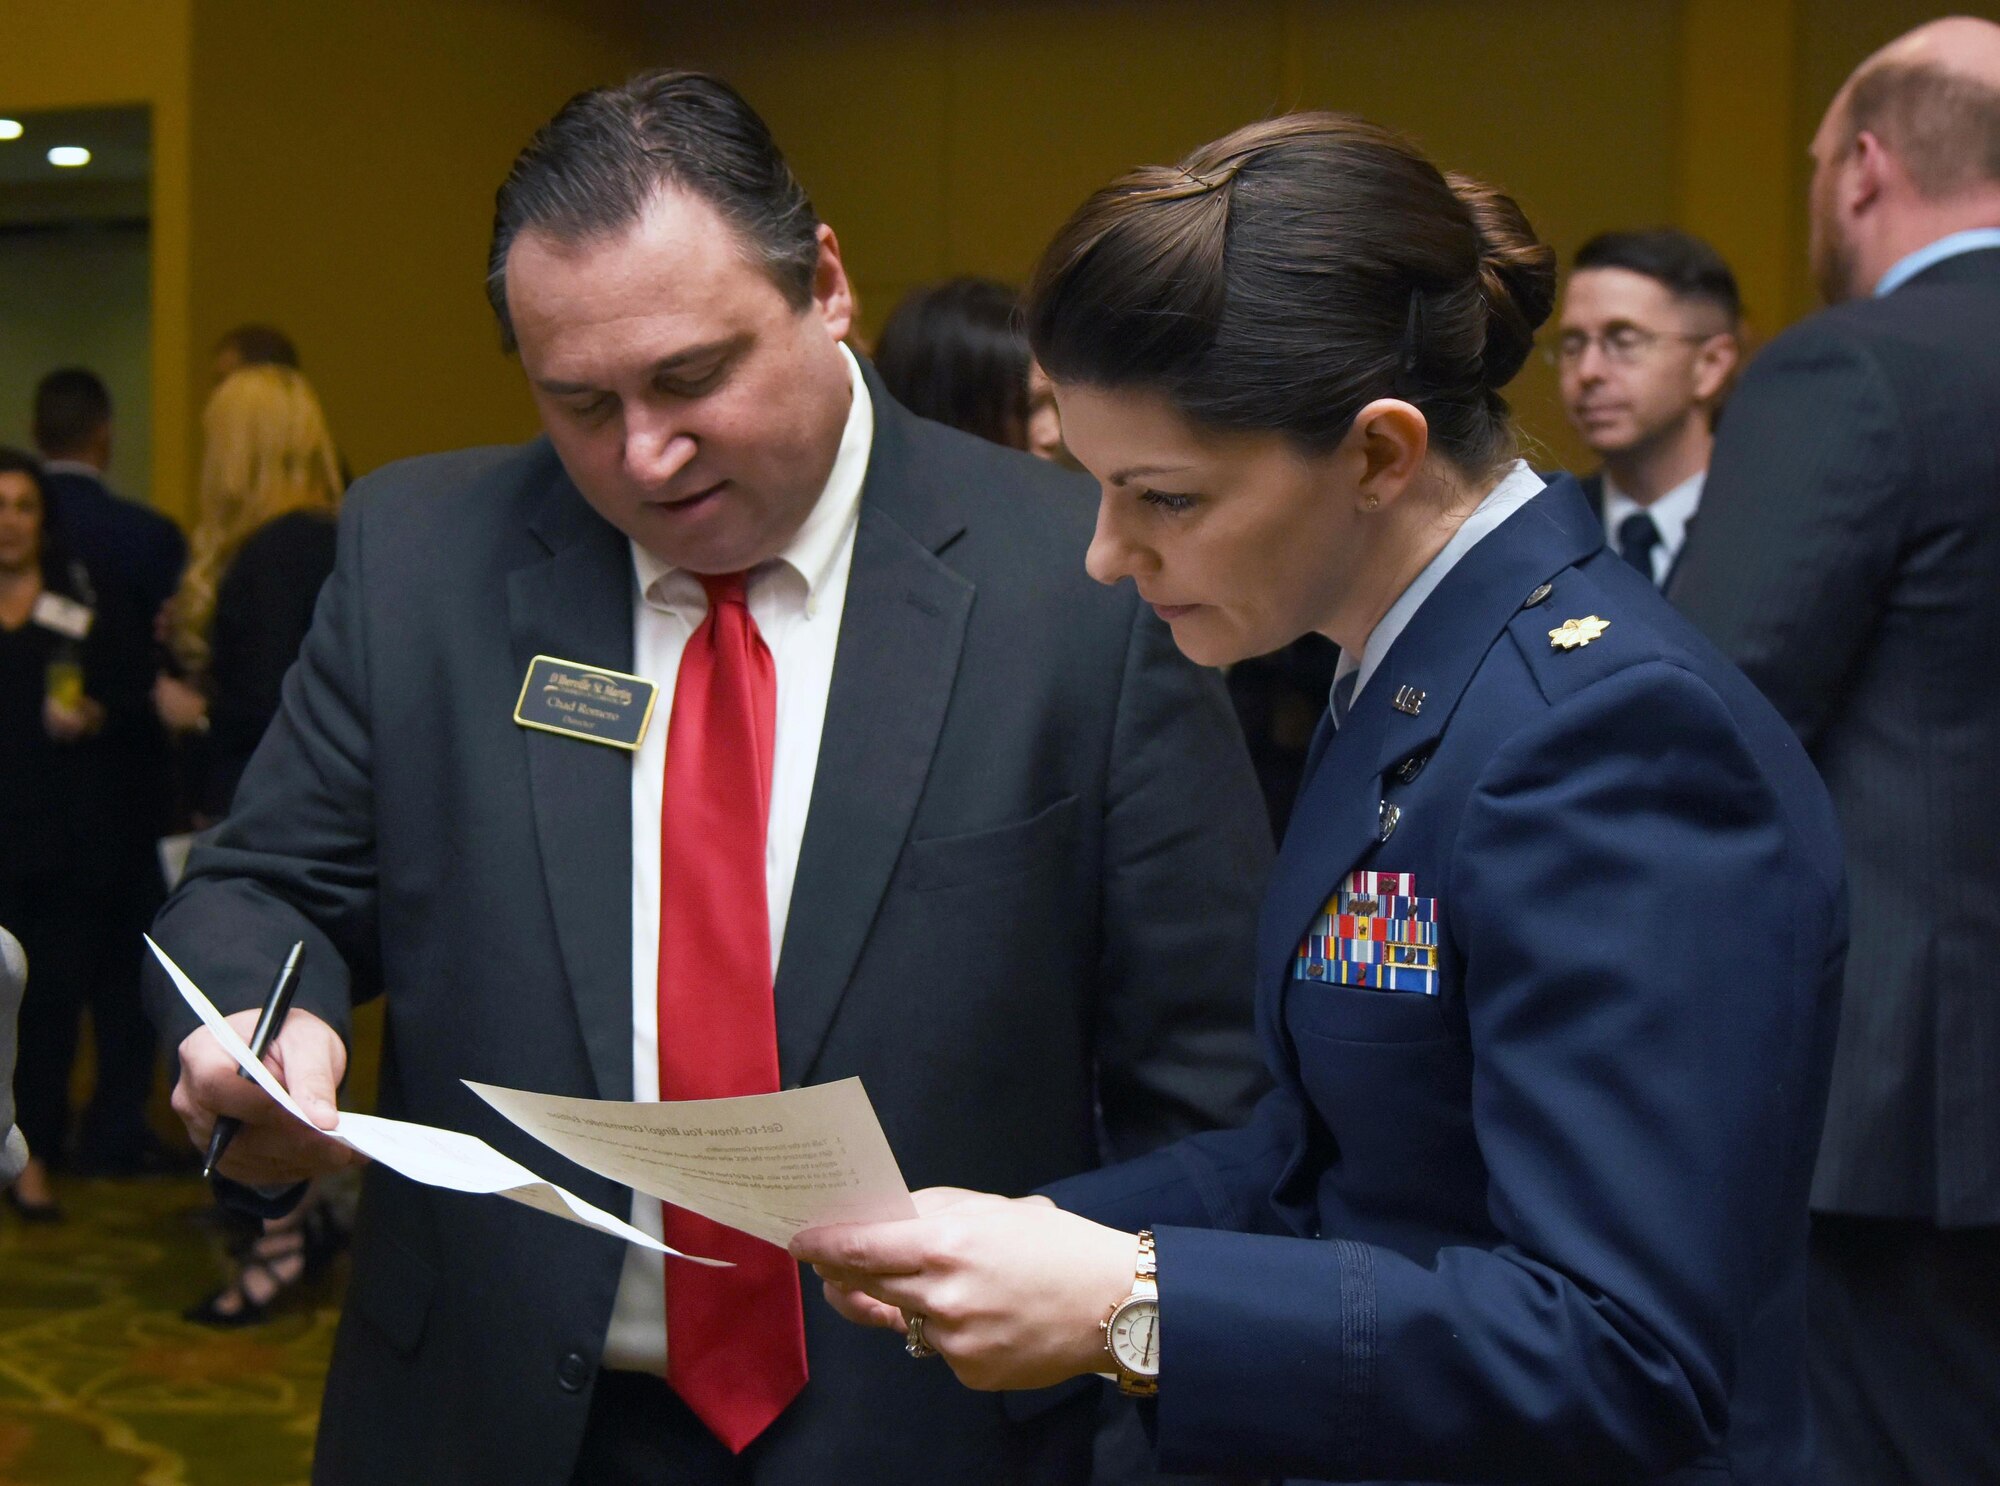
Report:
1333,459,1545,716
1601,469,1703,589
602,345,873,1372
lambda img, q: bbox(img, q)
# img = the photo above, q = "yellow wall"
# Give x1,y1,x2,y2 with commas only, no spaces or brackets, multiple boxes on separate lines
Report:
185,0,656,514
0,0,192,515
667,0,1992,472
0,225,154,497
9,0,1993,513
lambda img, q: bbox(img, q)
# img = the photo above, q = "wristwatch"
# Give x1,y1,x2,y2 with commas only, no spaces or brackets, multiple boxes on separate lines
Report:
1101,1229,1160,1396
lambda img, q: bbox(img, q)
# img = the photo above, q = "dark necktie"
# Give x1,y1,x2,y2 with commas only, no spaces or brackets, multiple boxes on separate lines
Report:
1331,669,1359,729
1618,511,1663,584
655,571,807,1453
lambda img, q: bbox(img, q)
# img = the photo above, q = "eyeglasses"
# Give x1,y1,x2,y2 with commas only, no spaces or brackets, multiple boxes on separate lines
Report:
1546,326,1715,368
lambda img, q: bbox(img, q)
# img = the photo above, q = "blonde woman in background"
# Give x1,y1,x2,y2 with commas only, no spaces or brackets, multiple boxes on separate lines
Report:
152,365,350,1324
154,364,342,823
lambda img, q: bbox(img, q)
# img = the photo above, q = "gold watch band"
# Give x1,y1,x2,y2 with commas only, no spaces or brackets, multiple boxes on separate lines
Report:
1103,1230,1159,1396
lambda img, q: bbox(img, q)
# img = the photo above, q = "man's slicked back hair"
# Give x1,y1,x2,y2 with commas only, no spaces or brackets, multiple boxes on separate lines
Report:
486,69,821,352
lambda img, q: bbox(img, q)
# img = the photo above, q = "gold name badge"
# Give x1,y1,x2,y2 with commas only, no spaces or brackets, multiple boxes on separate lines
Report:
514,655,658,751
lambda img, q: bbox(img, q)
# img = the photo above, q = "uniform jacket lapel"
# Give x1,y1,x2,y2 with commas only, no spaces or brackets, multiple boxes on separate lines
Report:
506,463,638,1102
1260,684,1394,1009
774,375,971,1086
1257,479,1607,1000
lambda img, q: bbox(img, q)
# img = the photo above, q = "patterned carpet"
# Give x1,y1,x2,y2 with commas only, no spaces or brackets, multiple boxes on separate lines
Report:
0,1002,379,1484
0,1174,343,1486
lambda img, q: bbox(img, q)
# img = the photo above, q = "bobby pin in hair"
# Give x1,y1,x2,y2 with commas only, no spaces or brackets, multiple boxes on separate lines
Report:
1396,287,1425,391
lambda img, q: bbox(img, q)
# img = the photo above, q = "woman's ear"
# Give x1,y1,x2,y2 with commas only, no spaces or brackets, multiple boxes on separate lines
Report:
1348,399,1430,511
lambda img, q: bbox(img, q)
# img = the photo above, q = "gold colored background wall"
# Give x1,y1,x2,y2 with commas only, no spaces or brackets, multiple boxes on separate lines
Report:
669,0,1987,475
5,0,1992,519
186,0,653,504
0,0,193,513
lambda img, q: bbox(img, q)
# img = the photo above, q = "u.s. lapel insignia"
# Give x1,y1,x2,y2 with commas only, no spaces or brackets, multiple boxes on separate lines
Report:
1378,800,1402,841
1392,685,1426,716
1549,615,1609,650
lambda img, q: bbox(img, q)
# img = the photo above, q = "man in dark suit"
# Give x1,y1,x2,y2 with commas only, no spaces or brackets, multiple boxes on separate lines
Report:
33,369,185,625
1670,19,2000,1484
31,367,184,1176
147,71,1268,1486
1554,229,1740,590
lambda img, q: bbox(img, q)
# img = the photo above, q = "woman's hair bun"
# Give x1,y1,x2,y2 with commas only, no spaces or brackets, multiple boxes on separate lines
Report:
1028,113,1556,473
1446,172,1557,391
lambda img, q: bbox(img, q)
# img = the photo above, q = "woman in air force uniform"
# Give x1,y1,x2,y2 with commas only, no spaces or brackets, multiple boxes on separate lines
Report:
795,114,1845,1486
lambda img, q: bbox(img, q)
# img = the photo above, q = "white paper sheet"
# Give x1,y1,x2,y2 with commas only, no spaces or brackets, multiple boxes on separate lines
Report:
147,937,726,1264
465,1078,917,1249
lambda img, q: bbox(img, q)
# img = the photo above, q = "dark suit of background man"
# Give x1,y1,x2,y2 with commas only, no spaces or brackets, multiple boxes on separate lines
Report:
1669,20,2000,1485
147,70,1269,1486
1554,229,1740,590
30,368,183,1175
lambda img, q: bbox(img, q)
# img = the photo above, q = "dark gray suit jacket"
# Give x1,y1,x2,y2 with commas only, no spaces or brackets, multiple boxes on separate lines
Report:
146,372,1271,1485
1671,246,2000,1227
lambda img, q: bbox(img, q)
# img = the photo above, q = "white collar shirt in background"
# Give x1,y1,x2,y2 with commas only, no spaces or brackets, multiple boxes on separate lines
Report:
1601,469,1704,588
603,343,873,1372
1332,459,1545,717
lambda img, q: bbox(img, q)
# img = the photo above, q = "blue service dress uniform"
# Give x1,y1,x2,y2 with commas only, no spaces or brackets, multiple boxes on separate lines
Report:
1046,476,1846,1485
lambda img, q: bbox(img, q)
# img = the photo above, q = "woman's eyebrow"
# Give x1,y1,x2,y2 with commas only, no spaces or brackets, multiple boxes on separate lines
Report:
1108,463,1192,485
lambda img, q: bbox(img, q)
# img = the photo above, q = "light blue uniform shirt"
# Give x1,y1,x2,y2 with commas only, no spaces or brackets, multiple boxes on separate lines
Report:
1874,228,2000,297
1332,459,1545,716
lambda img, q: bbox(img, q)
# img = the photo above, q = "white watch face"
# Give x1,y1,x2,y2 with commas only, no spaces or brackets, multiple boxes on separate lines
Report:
1108,1297,1161,1378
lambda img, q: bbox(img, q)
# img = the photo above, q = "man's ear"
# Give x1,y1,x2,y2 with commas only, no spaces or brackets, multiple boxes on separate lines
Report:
811,224,855,344
1846,130,1893,218
1693,333,1741,405
1348,399,1430,512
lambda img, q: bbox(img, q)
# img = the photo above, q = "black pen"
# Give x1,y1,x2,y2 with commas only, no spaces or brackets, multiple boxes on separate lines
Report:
202,940,306,1179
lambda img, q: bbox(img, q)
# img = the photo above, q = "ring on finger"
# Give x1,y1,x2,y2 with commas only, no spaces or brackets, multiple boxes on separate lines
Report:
903,1311,937,1360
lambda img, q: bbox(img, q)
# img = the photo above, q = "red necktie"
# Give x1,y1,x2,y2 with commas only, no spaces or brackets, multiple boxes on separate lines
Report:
656,571,806,1453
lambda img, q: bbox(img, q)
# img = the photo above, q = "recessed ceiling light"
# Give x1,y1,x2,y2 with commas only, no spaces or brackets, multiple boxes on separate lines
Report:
0,120,24,141
47,145,91,168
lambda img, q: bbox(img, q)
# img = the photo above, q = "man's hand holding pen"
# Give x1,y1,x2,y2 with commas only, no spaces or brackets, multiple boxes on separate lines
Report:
171,1006,359,1186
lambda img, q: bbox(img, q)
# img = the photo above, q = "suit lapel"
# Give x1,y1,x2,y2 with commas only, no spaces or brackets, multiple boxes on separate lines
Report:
1579,470,1605,520
774,379,971,1086
774,501,971,1086
507,476,638,1102
1662,512,1695,593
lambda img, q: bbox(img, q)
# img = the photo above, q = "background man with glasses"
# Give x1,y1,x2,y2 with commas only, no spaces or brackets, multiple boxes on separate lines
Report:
1553,229,1742,589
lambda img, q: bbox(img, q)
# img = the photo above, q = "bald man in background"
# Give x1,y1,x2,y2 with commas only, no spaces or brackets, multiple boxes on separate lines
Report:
1670,19,2000,1483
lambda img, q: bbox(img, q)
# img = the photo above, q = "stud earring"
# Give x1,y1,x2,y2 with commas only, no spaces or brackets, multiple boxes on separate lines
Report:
1364,494,1381,511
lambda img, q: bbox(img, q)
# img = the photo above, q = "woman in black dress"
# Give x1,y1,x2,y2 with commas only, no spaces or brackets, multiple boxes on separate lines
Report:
0,448,151,1220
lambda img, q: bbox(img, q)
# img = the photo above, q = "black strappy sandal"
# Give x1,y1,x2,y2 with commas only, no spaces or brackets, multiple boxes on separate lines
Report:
183,1198,347,1328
